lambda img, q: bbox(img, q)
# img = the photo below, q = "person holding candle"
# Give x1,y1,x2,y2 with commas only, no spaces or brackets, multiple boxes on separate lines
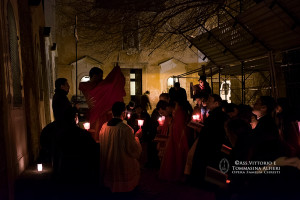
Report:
159,99,189,182
148,94,171,168
190,94,228,184
191,93,208,124
153,100,174,163
185,93,208,175
156,100,174,136
127,104,152,167
99,101,142,192
187,93,208,141
150,93,170,138
126,101,135,120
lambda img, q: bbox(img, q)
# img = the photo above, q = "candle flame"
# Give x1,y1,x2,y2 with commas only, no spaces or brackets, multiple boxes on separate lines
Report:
83,122,90,130
37,164,43,172
138,119,144,127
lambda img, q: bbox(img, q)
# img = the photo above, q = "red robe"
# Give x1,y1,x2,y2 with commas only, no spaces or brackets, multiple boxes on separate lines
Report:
159,104,189,182
79,66,126,135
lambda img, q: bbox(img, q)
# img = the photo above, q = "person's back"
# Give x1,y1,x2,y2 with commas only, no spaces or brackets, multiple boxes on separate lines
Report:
275,98,300,157
141,93,152,111
190,94,228,183
169,82,187,105
99,102,142,192
56,125,99,183
159,102,189,182
251,96,284,161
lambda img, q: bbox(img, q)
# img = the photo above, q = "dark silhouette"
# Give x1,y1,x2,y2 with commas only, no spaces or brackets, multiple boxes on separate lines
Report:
251,96,284,161
169,82,187,106
190,94,228,184
275,97,300,157
47,78,98,183
52,78,78,126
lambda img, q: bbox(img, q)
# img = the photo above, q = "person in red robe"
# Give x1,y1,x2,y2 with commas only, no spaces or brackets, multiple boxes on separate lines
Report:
79,65,126,139
154,100,174,162
159,102,189,182
79,67,103,99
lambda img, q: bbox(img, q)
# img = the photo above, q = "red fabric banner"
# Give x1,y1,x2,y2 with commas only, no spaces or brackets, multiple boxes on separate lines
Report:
88,66,126,123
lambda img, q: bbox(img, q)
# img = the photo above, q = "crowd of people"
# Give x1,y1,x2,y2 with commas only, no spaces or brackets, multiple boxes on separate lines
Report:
40,67,300,199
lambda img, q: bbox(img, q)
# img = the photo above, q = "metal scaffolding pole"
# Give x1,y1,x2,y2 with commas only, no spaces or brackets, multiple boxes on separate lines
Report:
219,67,221,95
210,67,213,94
224,67,227,101
241,61,245,104
74,15,78,98
269,51,278,98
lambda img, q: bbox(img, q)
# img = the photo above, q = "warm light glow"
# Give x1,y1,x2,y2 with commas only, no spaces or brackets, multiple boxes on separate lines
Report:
138,119,144,128
75,115,79,124
226,179,231,184
130,81,136,95
192,114,200,121
80,76,90,82
127,113,131,119
220,80,231,103
83,122,90,130
37,164,43,172
158,116,165,126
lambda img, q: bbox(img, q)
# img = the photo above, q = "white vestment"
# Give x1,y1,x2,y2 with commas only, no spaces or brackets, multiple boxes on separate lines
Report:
99,121,142,192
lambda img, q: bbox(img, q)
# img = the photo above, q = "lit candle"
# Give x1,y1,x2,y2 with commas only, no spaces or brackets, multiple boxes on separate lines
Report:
37,164,43,172
138,119,144,128
83,122,90,130
192,114,200,121
158,116,165,126
192,115,197,121
127,113,131,119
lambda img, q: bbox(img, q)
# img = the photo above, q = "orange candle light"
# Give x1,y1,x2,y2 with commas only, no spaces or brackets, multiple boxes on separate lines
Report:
83,122,90,130
127,113,131,119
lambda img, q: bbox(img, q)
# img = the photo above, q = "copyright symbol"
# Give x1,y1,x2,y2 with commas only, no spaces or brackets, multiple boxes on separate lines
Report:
235,160,239,165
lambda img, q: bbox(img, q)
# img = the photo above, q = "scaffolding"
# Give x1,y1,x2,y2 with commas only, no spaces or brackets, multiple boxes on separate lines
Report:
174,0,300,106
